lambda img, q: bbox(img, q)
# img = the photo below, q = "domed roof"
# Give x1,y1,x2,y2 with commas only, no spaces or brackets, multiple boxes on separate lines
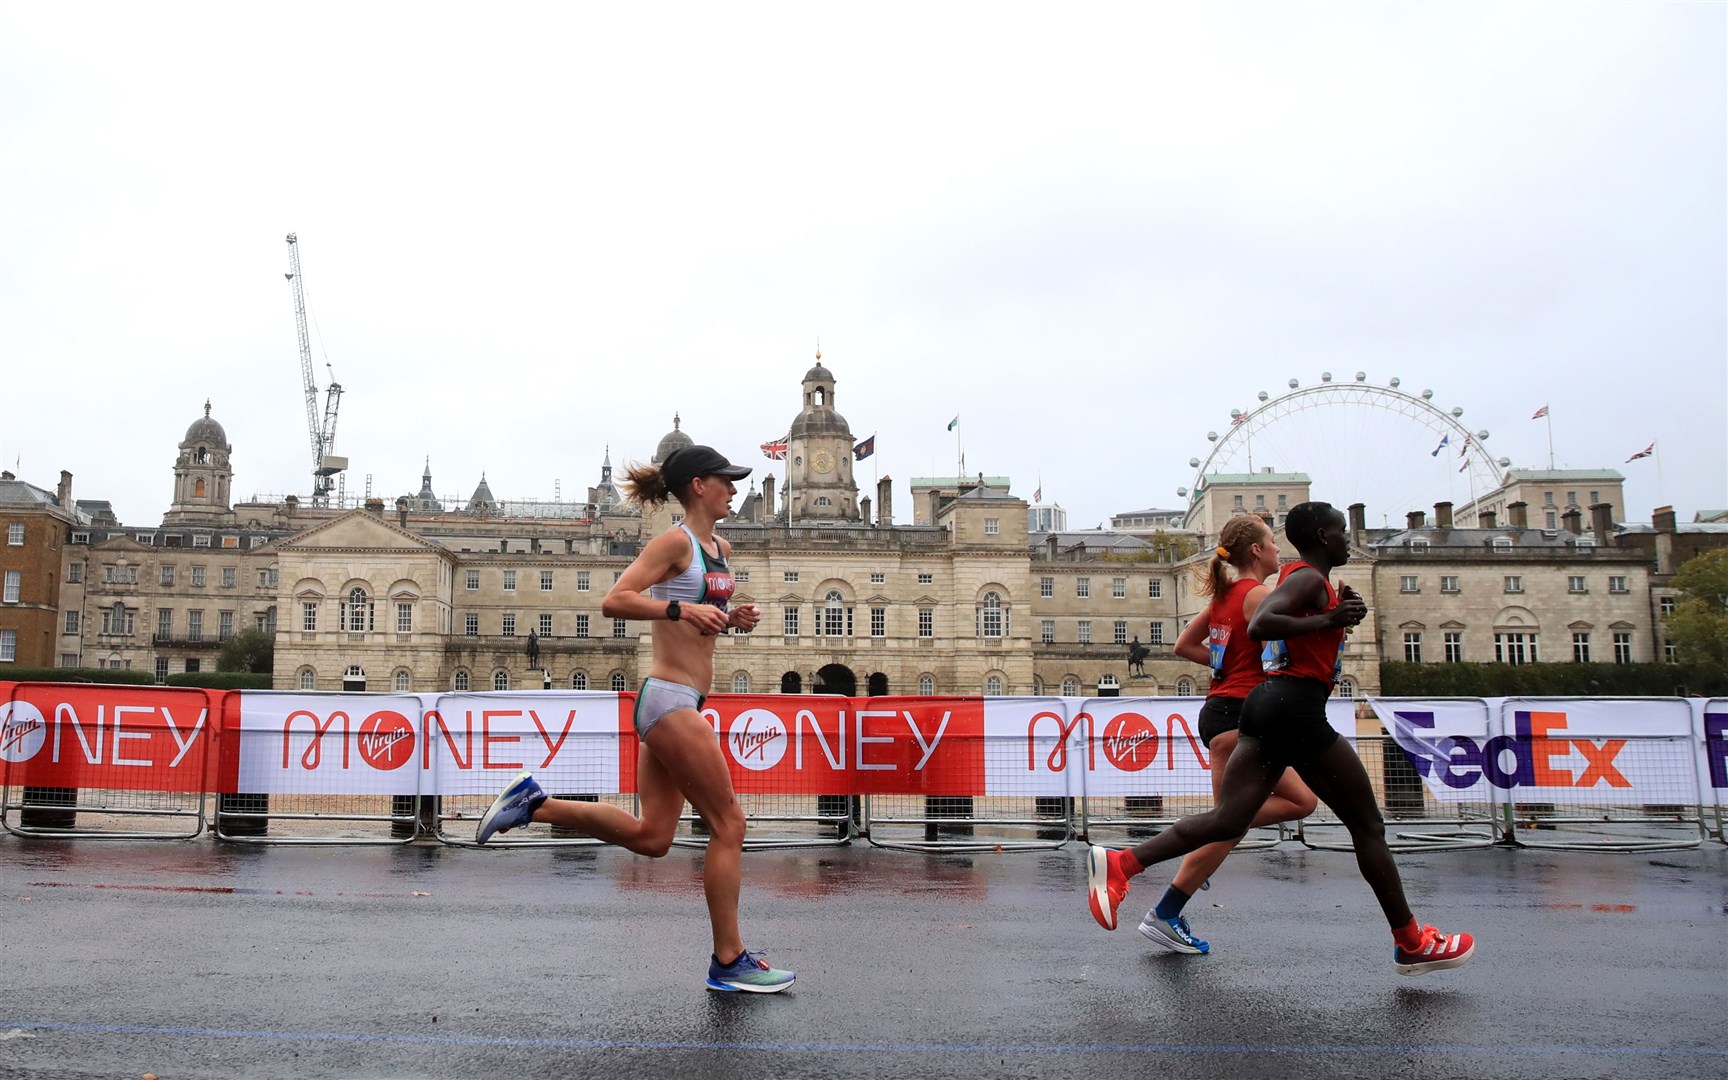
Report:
804,361,833,383
182,400,228,447
653,413,693,463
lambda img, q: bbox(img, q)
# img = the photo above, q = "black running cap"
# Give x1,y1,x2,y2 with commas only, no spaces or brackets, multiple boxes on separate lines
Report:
663,445,751,489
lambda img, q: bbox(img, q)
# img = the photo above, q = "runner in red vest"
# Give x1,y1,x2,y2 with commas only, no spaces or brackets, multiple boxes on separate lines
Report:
1136,514,1317,954
1089,501,1475,976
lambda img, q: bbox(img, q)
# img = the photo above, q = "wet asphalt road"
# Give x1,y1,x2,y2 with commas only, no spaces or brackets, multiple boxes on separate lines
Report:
1,836,1724,1080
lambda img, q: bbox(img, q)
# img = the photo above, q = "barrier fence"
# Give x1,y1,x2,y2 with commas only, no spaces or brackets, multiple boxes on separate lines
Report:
4,681,1726,853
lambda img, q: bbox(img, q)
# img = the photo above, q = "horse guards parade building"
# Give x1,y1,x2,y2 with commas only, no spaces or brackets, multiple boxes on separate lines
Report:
3,360,1724,699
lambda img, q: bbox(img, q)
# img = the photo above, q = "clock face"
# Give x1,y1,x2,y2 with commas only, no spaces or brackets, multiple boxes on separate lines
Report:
811,449,835,474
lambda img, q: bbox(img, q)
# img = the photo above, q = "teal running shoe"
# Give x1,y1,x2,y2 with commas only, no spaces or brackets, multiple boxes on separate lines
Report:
706,949,795,993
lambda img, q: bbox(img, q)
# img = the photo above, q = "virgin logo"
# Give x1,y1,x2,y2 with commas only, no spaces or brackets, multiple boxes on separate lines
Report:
357,711,416,771
1101,713,1159,772
726,708,787,771
0,701,48,764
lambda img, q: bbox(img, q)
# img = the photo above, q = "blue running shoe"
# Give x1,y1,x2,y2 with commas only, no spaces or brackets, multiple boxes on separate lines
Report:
706,949,795,993
1137,911,1210,954
475,770,546,845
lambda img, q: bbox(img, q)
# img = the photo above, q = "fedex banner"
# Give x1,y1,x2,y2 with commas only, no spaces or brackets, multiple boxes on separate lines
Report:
1,682,222,793
1703,700,1728,809
1373,697,1701,805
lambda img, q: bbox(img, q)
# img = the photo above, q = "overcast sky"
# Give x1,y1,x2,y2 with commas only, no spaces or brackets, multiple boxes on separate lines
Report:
3,2,1723,531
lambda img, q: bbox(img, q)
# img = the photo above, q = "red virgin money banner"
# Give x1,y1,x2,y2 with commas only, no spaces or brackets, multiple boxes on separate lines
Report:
0,682,222,793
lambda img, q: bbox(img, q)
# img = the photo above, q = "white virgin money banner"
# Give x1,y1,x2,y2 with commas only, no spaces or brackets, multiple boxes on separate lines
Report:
982,697,1078,797
424,691,626,796
235,691,426,796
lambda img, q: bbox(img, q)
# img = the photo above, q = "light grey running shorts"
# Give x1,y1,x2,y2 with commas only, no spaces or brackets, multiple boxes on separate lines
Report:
633,677,706,738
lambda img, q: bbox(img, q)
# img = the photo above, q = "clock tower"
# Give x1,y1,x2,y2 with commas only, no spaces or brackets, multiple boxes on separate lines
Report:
784,351,860,523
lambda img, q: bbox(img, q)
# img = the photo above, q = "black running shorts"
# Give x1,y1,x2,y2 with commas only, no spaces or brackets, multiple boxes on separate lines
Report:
1196,695,1245,749
1237,676,1339,769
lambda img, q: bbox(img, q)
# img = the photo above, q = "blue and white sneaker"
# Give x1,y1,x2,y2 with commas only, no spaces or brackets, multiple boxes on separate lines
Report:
475,770,547,845
1137,911,1210,954
706,949,795,993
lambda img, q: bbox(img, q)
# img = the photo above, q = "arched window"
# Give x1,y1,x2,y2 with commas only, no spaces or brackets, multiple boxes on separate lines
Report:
985,674,1003,696
823,590,846,637
298,667,315,690
980,591,1004,638
343,587,374,632
393,669,411,692
781,671,802,694
1032,677,1044,695
194,477,206,497
732,671,750,693
918,673,935,696
1175,677,1194,696
454,669,469,691
1098,674,1119,691
493,670,509,691
1062,676,1080,696
570,671,587,690
1339,677,1356,699
610,672,626,692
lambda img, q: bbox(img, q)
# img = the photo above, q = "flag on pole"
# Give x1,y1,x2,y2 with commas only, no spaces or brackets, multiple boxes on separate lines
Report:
1230,412,1247,425
1459,433,1472,458
1531,405,1549,420
1625,442,1655,462
947,415,959,431
759,437,788,461
852,435,876,461
1430,434,1450,457
1033,485,1042,502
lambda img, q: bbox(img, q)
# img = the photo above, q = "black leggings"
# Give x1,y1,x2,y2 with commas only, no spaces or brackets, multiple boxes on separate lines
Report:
1124,704,1413,930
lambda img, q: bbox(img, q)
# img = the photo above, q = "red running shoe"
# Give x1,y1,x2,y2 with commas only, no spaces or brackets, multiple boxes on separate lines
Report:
1394,925,1475,975
1086,845,1130,930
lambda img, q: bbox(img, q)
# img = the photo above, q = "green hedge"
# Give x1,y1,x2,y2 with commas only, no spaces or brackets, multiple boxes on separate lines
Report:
164,672,274,690
1379,661,1725,697
0,666,155,685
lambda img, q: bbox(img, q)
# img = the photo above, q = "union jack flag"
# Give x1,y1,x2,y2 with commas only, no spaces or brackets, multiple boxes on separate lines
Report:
760,438,788,461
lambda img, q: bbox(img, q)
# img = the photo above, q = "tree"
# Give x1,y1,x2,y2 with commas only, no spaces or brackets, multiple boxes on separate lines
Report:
1667,549,1728,669
217,628,275,674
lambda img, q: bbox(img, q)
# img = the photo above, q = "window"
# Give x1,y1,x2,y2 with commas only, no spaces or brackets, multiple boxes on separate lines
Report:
1545,511,1557,529
1665,639,1677,663
1440,575,1460,594
218,611,233,640
1,570,18,603
1040,576,1054,598
1659,596,1676,616
575,613,590,638
258,568,279,588
71,531,88,544
541,570,554,591
1062,676,1080,696
191,566,206,587
1149,579,1162,599
1113,620,1128,645
0,629,14,662
823,591,847,637
154,657,169,683
221,567,236,588
1572,632,1591,663
1544,490,1555,506
1568,576,1587,594
1338,678,1356,699
397,603,414,633
613,618,629,639
161,565,176,586
65,610,79,634
1608,576,1628,594
538,613,553,637
870,606,886,637
734,570,750,583
1613,632,1632,664
1403,632,1422,663
980,592,1004,638
610,673,627,692
918,572,934,586
453,669,470,691
395,670,411,692
67,563,82,583
466,570,480,590
503,570,516,592
732,672,750,693
571,671,587,690
1077,620,1092,644
813,496,831,508
1112,577,1126,599
187,610,204,641
918,608,933,638
1492,538,1513,553
1149,621,1164,646
302,601,318,631
783,570,799,583
1590,490,1600,505
1504,576,1523,594
984,518,1000,535
157,608,173,638
1494,632,1538,664
1076,577,1090,598
576,570,590,592
985,674,1003,695
5,522,21,545
870,572,885,585
1233,495,1244,509
300,668,317,690
1444,632,1463,663
343,587,373,632
919,673,936,696
464,613,478,636
1041,620,1055,644
1400,575,1419,594
494,671,510,691
1175,677,1194,697
1278,494,1287,509
1567,491,1577,506
784,607,801,636
221,535,239,549
502,613,517,637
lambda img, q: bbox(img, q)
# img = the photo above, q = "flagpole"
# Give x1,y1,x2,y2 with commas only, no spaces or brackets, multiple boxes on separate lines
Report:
1654,440,1664,506
1546,410,1554,469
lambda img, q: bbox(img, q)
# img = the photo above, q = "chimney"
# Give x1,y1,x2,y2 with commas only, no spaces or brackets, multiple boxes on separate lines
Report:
1653,505,1678,575
284,494,299,517
396,497,410,528
1046,534,1059,560
1653,505,1677,533
1434,501,1453,529
1590,503,1615,547
761,475,776,522
57,470,73,509
1507,501,1528,530
1348,503,1366,544
1478,509,1496,529
1406,510,1426,530
1560,507,1583,535
860,495,872,525
928,488,942,525
877,476,892,525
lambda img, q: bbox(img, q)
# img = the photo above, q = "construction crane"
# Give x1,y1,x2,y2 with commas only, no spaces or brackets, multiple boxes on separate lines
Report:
284,233,347,505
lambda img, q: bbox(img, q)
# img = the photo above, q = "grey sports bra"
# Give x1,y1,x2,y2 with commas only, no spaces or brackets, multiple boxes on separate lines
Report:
647,523,735,610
